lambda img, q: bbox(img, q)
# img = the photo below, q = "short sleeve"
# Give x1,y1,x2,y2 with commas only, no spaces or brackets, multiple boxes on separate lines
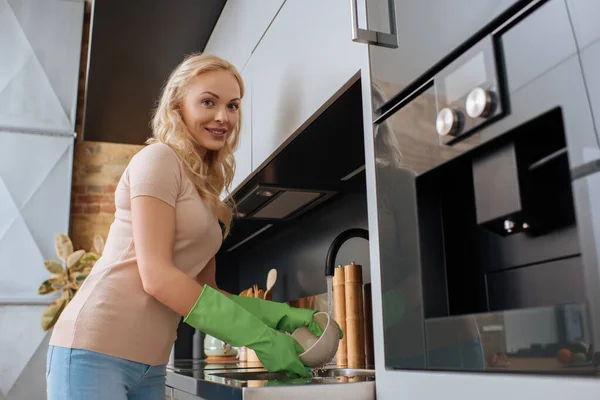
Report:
127,143,182,207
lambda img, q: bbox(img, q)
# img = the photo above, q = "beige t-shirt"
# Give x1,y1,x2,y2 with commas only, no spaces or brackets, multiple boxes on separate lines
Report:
50,143,223,366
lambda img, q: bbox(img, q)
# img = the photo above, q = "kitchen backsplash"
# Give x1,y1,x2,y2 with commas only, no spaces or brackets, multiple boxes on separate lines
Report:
220,191,371,301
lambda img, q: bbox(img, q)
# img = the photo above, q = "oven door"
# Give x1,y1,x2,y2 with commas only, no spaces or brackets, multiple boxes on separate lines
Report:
372,0,600,374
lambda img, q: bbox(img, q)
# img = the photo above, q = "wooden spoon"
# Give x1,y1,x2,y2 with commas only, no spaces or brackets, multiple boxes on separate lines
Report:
263,269,277,300
266,269,277,291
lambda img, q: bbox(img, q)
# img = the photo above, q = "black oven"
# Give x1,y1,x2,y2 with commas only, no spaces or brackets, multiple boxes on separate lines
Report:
370,0,600,375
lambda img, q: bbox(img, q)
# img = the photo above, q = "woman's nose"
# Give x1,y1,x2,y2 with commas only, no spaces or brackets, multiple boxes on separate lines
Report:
215,106,229,123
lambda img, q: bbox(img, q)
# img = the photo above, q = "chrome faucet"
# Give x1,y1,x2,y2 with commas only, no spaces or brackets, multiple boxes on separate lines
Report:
325,228,369,276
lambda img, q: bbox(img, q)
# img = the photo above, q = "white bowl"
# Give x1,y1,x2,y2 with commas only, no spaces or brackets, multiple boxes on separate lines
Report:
292,311,340,368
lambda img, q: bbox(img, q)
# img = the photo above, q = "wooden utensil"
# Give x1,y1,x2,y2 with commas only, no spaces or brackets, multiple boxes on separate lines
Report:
344,262,365,368
333,266,347,367
266,269,277,291
263,268,277,301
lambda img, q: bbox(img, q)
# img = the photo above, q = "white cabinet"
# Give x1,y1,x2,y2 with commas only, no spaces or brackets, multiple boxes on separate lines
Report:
230,69,253,195
202,0,285,72
249,0,369,170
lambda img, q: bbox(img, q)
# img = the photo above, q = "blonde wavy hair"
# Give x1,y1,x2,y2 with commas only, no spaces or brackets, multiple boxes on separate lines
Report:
147,53,244,237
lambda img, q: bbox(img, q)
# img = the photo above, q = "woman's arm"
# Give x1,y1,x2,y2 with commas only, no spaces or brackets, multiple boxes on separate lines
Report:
195,257,231,298
132,195,208,317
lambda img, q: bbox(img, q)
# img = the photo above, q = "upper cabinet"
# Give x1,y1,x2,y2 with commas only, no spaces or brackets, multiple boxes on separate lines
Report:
566,0,600,145
229,67,253,197
0,0,84,134
368,0,521,103
202,0,285,72
249,0,369,170
566,0,600,50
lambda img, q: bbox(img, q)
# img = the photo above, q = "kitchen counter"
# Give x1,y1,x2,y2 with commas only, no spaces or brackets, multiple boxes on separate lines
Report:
165,359,375,400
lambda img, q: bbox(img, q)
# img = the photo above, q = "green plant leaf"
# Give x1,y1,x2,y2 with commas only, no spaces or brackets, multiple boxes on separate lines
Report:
93,235,105,255
44,260,64,274
71,272,89,289
41,292,69,331
55,233,73,261
71,252,98,272
38,275,67,295
38,280,55,295
81,252,99,265
66,249,85,269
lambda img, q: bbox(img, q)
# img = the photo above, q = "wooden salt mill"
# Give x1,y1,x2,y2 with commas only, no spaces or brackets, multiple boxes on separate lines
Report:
333,265,347,367
344,262,365,369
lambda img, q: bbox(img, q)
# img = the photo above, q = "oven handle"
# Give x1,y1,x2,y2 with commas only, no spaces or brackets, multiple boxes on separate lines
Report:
350,0,398,48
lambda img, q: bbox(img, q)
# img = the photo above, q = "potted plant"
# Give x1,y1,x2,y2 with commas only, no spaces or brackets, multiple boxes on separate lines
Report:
38,233,104,331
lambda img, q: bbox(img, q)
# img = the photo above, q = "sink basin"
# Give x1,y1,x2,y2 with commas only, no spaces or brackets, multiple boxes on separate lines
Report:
205,368,376,400
314,368,375,378
209,368,374,382
210,371,289,381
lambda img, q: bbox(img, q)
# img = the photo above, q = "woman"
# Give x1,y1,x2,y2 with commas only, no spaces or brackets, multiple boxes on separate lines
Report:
46,53,323,400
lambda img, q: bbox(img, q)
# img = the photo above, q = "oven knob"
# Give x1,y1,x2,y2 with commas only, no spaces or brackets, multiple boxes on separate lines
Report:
436,107,462,137
466,87,496,118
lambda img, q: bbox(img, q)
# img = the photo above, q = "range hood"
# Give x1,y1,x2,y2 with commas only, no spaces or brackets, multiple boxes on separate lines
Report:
222,74,366,253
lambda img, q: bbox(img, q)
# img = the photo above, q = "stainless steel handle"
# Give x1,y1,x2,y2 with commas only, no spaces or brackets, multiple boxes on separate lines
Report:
350,0,398,48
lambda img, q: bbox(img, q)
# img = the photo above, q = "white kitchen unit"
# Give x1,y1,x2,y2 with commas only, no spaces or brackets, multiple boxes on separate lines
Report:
567,0,600,145
204,0,284,199
202,0,285,73
207,0,369,195
230,68,253,194
248,0,368,170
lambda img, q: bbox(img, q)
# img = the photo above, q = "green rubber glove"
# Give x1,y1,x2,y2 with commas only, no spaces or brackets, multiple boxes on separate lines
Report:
184,285,310,378
230,295,341,339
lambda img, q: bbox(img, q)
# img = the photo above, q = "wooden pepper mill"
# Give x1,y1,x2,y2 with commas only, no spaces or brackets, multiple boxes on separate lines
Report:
333,265,347,367
344,262,365,369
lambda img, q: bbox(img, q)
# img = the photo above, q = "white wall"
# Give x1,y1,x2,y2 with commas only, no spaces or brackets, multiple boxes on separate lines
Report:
0,1,83,399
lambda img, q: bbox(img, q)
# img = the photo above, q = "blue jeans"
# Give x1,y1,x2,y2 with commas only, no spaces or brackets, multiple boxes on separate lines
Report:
46,345,166,400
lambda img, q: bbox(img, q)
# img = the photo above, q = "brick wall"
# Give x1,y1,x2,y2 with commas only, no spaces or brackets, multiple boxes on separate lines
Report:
69,0,144,251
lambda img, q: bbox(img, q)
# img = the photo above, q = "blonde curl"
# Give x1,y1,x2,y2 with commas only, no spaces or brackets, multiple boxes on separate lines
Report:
147,53,244,237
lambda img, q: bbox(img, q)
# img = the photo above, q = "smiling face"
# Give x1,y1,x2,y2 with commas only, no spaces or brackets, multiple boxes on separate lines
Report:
180,69,241,156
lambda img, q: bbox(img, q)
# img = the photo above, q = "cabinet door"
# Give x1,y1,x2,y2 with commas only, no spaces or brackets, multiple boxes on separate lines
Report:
203,0,285,72
367,0,520,103
580,40,600,147
165,385,173,400
568,0,600,146
172,388,202,400
566,0,600,50
229,69,253,196
249,0,368,170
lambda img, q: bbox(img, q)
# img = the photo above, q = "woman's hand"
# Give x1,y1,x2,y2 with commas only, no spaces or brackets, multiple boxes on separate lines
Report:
184,285,311,378
229,296,344,339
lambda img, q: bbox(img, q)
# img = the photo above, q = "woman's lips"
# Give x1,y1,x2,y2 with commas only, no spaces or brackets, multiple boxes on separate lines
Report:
205,127,227,140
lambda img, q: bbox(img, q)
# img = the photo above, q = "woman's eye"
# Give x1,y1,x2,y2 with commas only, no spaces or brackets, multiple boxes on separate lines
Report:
228,103,239,111
201,99,215,107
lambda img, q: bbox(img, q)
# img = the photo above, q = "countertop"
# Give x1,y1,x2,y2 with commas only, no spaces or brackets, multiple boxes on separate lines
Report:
165,359,375,400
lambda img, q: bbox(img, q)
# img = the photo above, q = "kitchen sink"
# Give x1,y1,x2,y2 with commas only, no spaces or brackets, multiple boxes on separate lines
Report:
314,368,374,378
209,368,375,382
210,371,289,381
